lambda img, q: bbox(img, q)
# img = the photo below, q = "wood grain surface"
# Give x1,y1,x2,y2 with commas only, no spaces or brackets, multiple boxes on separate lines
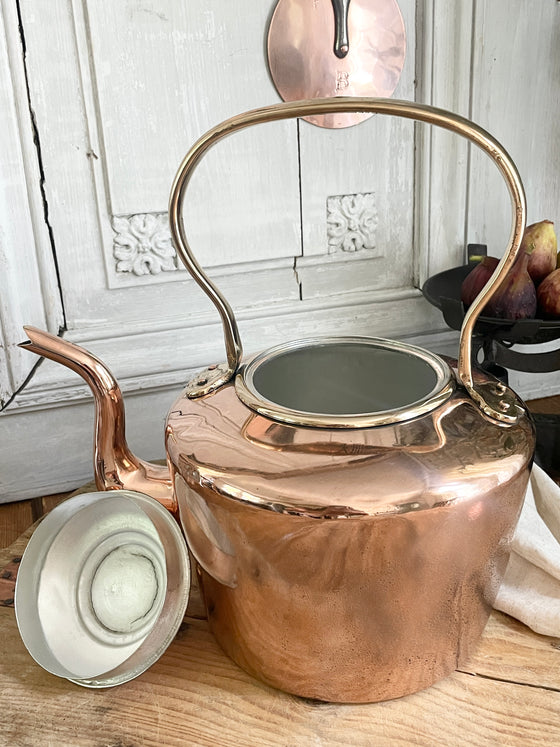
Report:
0,500,33,550
1,513,559,746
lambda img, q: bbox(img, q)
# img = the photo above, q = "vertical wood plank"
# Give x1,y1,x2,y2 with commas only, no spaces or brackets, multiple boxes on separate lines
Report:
0,2,63,405
464,0,560,402
40,491,74,516
415,0,474,283
0,501,33,549
468,0,560,252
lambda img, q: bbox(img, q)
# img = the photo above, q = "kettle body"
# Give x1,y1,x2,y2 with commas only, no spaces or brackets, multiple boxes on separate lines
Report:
166,337,533,702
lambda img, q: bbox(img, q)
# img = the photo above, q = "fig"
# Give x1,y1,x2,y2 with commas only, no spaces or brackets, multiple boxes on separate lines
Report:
461,256,500,308
537,268,560,317
483,251,536,319
521,220,557,283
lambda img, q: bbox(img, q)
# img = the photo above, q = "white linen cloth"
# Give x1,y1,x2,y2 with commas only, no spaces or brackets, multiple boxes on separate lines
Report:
494,463,560,637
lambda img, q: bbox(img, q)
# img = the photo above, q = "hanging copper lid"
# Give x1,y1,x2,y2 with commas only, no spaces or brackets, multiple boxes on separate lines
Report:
267,0,407,128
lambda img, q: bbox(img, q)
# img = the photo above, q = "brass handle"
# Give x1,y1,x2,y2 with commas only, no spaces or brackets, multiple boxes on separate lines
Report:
168,97,526,423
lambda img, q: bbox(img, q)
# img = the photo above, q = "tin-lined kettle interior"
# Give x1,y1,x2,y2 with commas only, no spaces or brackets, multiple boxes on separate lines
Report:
234,337,455,428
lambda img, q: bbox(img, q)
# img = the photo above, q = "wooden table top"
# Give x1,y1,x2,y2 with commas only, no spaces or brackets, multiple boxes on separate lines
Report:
1,497,559,746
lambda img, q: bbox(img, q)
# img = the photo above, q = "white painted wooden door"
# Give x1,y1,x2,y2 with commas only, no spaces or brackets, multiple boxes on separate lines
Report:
1,0,559,501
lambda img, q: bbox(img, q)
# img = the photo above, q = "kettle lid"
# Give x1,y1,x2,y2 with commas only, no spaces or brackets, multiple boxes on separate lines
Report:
14,490,190,688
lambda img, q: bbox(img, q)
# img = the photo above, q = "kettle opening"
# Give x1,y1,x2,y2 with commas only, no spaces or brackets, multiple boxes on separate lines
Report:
235,337,455,429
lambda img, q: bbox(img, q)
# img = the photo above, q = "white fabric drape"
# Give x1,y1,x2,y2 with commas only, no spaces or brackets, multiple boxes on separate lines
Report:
494,464,560,637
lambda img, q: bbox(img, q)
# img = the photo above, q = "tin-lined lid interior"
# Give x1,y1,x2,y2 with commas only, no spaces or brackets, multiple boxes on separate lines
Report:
15,491,190,688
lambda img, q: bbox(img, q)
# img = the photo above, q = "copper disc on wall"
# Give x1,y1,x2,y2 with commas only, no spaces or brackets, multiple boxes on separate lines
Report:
267,0,407,128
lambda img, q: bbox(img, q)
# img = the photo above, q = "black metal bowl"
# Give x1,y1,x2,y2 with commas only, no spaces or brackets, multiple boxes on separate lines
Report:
422,265,560,345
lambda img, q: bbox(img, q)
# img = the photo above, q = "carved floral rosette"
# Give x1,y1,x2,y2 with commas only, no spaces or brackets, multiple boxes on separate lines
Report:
326,193,378,254
112,213,177,276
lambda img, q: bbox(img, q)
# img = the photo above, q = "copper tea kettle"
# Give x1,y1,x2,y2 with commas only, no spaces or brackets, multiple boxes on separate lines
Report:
21,99,535,703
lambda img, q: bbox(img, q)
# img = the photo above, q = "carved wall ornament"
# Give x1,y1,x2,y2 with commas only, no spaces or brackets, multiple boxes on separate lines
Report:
112,213,178,275
326,192,378,253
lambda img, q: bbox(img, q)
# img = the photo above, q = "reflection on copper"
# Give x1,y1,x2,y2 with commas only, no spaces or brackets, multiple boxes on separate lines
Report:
174,472,237,588
241,396,465,457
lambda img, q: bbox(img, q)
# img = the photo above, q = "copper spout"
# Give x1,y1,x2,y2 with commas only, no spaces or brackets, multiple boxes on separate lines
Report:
19,327,175,513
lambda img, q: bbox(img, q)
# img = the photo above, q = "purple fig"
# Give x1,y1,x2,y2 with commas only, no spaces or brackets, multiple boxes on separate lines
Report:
521,220,557,283
483,251,537,319
461,256,500,308
537,268,560,317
